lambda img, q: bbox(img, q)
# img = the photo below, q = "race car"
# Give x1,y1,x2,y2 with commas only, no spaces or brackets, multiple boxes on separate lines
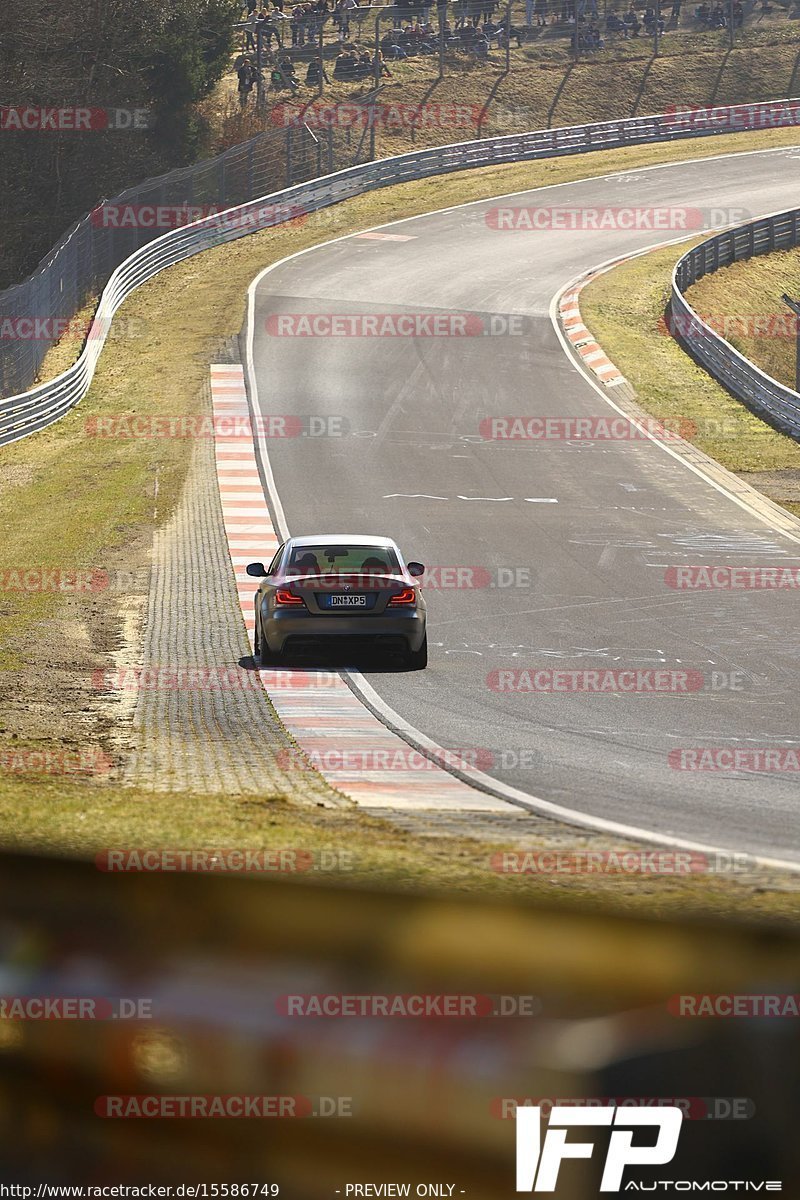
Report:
247,534,428,669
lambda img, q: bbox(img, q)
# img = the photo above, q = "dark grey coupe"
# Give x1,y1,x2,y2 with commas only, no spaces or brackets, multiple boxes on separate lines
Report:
247,535,428,669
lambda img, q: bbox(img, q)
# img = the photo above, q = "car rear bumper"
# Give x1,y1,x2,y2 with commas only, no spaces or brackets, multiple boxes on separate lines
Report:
264,609,426,654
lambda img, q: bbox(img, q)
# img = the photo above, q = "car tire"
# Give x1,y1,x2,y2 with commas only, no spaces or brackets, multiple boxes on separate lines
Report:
254,616,279,667
259,642,280,667
405,634,428,671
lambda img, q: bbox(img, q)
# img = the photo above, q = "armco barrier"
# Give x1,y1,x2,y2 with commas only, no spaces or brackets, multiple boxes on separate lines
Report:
3,99,800,447
671,209,800,437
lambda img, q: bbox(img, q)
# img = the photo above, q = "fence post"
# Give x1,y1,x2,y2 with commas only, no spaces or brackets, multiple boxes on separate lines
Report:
505,0,511,71
439,0,446,78
654,0,660,54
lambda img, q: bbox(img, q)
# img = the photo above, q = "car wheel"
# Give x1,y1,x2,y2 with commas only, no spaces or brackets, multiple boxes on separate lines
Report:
405,634,428,671
259,642,280,667
254,614,278,667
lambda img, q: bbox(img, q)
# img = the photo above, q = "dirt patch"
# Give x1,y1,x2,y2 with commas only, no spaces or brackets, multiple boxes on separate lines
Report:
738,469,800,504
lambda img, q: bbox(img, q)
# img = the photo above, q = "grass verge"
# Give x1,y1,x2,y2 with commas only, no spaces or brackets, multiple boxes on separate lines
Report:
580,237,800,511
683,244,800,390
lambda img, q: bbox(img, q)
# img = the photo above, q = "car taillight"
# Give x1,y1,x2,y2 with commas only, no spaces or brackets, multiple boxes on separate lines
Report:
389,587,416,606
275,589,304,607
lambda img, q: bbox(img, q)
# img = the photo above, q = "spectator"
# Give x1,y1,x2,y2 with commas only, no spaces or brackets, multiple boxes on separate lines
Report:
237,58,257,104
305,55,330,83
244,8,259,49
623,5,641,32
670,0,681,20
381,29,408,56
623,5,642,31
534,0,548,22
373,48,394,75
277,53,300,86
643,5,665,32
256,8,281,47
337,0,358,38
606,9,625,30
333,47,359,76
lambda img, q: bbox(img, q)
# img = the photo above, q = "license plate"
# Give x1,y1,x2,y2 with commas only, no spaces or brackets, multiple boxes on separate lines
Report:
329,594,367,607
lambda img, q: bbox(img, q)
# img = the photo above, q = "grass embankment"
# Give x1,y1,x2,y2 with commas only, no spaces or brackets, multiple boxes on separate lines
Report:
4,127,800,915
580,239,800,512
686,244,800,389
211,21,800,158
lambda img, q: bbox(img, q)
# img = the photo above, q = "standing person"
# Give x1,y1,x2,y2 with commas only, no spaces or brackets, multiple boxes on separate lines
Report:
670,0,681,20
244,8,259,49
237,58,256,105
343,0,358,37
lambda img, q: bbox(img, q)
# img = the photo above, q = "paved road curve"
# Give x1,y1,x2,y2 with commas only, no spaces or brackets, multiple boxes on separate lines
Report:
249,145,800,862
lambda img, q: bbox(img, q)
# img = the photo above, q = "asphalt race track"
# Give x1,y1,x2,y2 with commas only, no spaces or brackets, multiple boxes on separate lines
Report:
249,145,800,862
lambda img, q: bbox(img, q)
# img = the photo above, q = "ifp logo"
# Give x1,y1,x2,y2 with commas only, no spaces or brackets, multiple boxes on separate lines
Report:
516,1105,683,1192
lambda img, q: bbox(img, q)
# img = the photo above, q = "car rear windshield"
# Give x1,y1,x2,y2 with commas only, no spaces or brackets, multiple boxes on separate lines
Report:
287,544,400,574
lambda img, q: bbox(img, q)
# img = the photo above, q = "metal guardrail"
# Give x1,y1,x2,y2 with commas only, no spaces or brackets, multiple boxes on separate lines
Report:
3,99,800,448
671,209,800,438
